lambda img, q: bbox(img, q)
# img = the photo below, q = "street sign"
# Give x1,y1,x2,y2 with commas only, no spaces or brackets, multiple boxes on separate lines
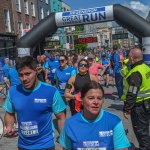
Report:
112,33,128,40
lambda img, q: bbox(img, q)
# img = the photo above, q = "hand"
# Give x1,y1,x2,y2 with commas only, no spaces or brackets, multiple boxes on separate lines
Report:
124,112,130,119
4,126,18,138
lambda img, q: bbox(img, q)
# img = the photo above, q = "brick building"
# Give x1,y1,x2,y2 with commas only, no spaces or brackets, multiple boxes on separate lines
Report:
11,0,38,38
0,0,16,59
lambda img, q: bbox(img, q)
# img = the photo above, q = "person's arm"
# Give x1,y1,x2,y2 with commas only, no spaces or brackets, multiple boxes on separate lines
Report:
113,121,131,150
59,125,72,150
3,93,17,137
123,72,142,119
64,76,75,102
44,68,49,82
52,90,66,134
90,74,99,83
4,112,17,137
55,112,66,134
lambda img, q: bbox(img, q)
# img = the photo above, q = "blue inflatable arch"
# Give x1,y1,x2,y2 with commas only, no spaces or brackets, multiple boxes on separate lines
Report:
17,4,150,66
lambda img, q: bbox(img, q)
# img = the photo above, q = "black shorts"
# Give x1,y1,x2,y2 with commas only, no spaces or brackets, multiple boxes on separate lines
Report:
18,146,55,150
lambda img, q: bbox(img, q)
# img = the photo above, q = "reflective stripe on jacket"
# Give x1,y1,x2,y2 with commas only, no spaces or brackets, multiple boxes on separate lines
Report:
125,63,150,103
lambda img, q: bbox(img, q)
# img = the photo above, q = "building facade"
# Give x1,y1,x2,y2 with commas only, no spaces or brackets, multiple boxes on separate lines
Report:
48,0,66,50
62,1,75,51
37,0,50,21
12,0,38,38
0,0,16,60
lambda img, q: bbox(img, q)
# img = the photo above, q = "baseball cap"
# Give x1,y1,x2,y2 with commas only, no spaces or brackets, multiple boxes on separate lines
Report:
88,54,94,59
43,53,50,58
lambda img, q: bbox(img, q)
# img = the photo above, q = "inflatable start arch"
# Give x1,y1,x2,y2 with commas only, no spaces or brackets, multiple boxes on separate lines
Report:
17,4,150,66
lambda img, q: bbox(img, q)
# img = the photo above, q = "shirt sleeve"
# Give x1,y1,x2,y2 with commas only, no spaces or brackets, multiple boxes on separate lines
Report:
71,70,76,76
54,71,58,80
113,121,131,150
97,63,102,69
52,90,66,114
3,92,15,113
123,72,142,112
43,61,49,69
59,125,72,150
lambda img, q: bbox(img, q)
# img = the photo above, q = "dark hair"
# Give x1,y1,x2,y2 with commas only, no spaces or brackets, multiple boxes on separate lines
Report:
81,81,104,98
78,59,89,68
16,56,37,71
72,54,78,65
59,54,68,60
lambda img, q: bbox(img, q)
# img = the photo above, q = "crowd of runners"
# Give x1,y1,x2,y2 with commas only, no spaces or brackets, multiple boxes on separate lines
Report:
1,46,150,150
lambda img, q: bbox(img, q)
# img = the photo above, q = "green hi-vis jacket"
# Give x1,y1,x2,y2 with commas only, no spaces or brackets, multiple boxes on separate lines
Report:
125,63,150,103
120,59,130,101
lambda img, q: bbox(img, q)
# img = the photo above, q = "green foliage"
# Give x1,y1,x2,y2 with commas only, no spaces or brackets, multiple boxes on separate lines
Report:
113,43,121,49
74,25,86,52
74,44,87,52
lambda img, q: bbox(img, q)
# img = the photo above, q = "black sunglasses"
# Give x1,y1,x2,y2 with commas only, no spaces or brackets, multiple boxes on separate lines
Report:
59,59,65,63
78,63,88,68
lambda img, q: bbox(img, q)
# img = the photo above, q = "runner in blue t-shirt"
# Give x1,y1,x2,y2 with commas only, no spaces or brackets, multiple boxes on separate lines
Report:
55,55,76,97
59,81,130,150
47,52,60,85
8,66,21,87
55,55,76,115
3,56,66,150
102,54,110,88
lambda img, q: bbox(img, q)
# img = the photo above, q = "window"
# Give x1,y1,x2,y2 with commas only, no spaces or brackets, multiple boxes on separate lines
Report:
47,10,49,16
31,2,35,16
24,0,29,14
45,0,49,4
16,0,21,12
4,9,11,32
40,7,44,19
18,21,23,36
25,23,30,29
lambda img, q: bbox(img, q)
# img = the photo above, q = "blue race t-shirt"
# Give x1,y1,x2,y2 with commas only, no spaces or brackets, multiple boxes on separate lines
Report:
48,58,60,79
3,81,66,149
102,59,110,72
59,109,130,150
2,64,9,77
8,66,21,86
55,66,76,96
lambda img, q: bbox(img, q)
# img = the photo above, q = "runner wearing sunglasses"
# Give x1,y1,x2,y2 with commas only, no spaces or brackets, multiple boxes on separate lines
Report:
55,55,76,115
64,59,99,115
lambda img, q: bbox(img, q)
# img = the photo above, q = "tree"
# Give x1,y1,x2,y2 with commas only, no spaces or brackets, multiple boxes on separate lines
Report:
73,25,87,52
74,44,87,52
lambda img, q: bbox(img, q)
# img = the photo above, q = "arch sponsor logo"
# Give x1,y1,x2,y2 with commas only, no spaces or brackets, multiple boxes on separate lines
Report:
56,6,113,27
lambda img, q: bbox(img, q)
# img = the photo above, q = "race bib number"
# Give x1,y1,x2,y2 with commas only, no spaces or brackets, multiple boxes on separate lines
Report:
76,141,106,150
52,69,56,73
77,148,106,150
20,121,39,137
59,83,66,90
